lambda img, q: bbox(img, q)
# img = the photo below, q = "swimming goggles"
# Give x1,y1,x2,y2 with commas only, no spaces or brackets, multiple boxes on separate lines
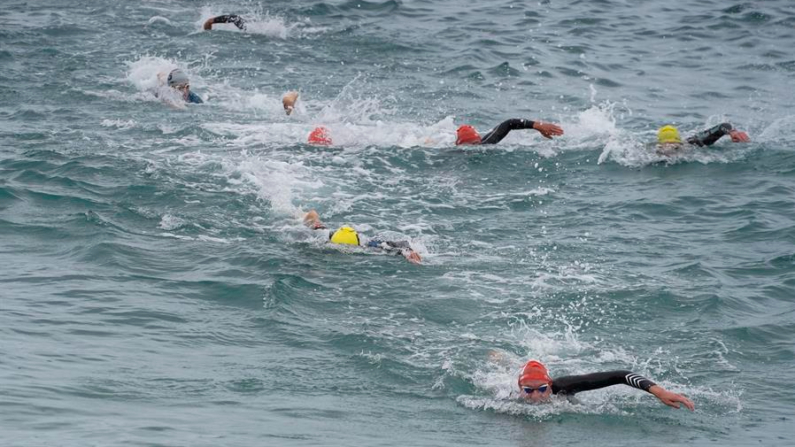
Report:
522,384,549,394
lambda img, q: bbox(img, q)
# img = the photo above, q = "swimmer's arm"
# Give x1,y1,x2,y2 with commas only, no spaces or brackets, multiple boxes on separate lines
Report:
303,210,327,230
686,123,749,147
283,91,299,115
203,15,246,30
372,240,421,264
553,370,694,410
480,119,564,144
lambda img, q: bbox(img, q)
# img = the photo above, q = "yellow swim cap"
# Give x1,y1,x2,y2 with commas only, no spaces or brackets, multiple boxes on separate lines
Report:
657,125,681,144
330,226,360,245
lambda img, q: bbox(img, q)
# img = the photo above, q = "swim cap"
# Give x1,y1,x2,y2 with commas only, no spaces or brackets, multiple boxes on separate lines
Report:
330,226,359,245
657,125,681,144
456,125,482,145
308,126,332,146
518,360,551,388
167,69,190,87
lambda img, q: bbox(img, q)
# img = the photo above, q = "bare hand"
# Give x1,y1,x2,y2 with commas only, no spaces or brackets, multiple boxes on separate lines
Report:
650,385,695,411
533,122,564,139
203,18,214,30
729,129,750,143
403,250,422,264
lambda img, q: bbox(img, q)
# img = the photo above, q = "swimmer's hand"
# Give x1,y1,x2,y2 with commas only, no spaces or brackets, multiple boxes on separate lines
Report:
402,249,422,265
649,385,695,411
203,18,214,30
283,91,299,115
533,121,564,139
729,129,750,143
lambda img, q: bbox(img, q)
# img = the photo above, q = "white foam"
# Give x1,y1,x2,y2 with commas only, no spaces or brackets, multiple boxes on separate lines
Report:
158,214,186,231
100,119,137,129
146,16,172,27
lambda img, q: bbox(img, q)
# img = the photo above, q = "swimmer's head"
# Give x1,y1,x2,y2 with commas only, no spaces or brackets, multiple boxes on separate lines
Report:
657,125,681,144
456,125,482,145
518,360,553,403
308,126,332,146
167,69,190,88
330,226,359,245
167,69,191,100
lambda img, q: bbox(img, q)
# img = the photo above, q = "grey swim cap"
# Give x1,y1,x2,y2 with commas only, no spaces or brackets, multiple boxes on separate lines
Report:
167,69,189,87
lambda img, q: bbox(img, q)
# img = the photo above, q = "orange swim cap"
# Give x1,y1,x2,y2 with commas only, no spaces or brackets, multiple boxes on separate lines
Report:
518,360,551,388
308,126,332,146
456,125,482,145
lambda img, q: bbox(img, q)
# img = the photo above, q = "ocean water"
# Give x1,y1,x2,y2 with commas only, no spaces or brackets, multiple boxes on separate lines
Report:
2,0,795,445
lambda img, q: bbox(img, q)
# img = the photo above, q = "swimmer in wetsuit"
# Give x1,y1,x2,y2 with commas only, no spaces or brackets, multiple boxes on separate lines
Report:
656,123,749,155
303,210,422,264
156,68,203,104
517,360,694,410
456,119,564,145
203,14,246,31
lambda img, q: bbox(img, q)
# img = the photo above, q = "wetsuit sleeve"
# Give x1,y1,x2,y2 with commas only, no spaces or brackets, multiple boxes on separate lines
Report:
551,370,656,395
366,239,411,255
187,92,204,104
686,123,733,147
480,119,536,145
212,14,246,30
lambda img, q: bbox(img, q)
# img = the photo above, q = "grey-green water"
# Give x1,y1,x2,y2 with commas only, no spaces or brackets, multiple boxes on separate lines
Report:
2,0,795,445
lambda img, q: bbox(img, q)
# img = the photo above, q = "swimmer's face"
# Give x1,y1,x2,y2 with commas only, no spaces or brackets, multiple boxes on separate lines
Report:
519,379,552,403
174,83,190,100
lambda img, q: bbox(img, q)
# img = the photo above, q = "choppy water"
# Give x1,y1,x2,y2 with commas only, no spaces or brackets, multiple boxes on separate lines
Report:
2,0,795,445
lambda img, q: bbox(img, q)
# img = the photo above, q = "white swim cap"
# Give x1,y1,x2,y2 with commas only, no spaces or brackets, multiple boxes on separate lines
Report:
167,69,189,87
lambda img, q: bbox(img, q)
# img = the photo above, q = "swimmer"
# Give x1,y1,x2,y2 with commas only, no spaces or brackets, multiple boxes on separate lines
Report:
303,210,422,264
516,359,694,410
656,123,749,155
203,15,246,31
456,119,564,145
156,68,203,104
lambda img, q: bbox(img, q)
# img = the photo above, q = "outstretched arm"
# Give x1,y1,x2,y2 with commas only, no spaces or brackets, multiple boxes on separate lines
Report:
204,15,246,30
366,239,421,264
553,370,694,411
687,122,749,146
480,119,564,144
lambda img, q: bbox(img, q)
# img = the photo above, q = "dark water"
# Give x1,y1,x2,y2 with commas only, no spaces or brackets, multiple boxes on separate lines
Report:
2,0,795,445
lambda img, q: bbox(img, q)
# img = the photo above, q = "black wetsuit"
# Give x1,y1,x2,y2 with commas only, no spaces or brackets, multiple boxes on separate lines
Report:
366,239,411,256
481,119,536,145
211,14,246,30
551,370,655,396
686,122,734,147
